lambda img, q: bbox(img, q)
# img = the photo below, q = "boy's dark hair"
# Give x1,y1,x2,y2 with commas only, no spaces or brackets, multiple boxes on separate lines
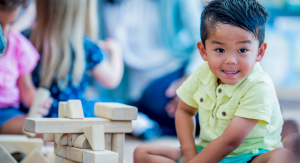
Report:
0,0,29,11
201,0,268,48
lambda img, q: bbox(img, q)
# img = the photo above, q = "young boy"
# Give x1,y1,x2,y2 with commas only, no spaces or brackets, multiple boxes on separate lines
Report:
134,0,296,162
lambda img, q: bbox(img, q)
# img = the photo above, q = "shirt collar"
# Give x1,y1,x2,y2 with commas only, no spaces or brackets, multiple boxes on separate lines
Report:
198,62,261,98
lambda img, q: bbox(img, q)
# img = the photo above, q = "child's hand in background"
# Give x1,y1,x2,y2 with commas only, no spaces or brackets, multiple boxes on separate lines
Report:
98,38,122,57
38,97,53,116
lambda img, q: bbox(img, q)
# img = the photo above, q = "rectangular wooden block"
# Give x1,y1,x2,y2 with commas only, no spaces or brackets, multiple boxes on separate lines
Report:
66,146,71,159
28,87,50,118
105,134,112,151
69,147,92,162
54,143,67,158
94,103,137,120
44,134,55,142
0,135,28,141
82,150,119,163
59,102,67,118
24,118,132,134
112,133,124,163
64,100,84,119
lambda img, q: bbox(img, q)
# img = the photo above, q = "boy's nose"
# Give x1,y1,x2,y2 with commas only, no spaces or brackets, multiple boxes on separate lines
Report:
225,54,237,65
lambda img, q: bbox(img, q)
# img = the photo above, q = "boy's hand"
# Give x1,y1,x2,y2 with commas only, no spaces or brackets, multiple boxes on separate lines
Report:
181,152,198,163
38,97,53,116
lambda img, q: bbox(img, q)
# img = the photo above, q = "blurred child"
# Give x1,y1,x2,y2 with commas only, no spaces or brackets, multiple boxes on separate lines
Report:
0,0,52,135
134,0,296,162
23,0,123,117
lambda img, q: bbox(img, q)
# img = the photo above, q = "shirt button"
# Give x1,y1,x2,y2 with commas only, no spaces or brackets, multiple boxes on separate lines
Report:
200,98,203,102
222,111,226,116
218,88,222,93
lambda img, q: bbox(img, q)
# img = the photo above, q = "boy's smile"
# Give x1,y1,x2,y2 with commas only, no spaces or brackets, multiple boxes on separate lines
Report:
198,24,267,85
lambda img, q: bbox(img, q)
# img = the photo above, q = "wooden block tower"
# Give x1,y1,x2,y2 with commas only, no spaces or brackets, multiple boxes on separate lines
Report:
24,100,138,163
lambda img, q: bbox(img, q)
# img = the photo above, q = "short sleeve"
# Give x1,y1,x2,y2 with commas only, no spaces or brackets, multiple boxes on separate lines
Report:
15,32,40,75
234,82,275,124
176,64,204,108
84,37,103,70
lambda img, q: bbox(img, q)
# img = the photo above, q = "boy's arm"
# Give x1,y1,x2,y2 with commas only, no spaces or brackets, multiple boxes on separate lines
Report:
17,73,36,108
176,100,199,162
189,116,258,163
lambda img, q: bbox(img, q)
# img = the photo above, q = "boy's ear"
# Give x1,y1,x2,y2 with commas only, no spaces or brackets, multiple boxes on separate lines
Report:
197,42,208,61
256,43,267,62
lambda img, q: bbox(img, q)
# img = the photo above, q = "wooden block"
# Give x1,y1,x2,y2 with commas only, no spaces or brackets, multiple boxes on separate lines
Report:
82,150,118,163
63,158,76,163
54,143,67,158
0,135,28,140
24,118,132,134
94,103,137,120
44,134,55,142
105,134,112,150
46,152,56,163
28,87,50,118
64,100,84,119
55,134,68,145
0,143,17,163
66,146,71,159
83,125,105,151
74,134,91,149
59,102,67,118
0,138,43,156
111,133,124,163
67,134,80,147
20,148,51,163
69,147,92,162
55,155,64,163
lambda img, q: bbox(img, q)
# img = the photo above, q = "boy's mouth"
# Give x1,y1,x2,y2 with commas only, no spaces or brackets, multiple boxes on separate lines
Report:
222,70,240,77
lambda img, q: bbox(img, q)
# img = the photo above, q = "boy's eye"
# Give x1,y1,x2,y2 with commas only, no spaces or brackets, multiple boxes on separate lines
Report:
238,48,248,53
216,48,225,53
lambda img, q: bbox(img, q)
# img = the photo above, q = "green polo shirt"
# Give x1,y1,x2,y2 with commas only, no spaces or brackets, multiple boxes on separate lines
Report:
176,62,283,156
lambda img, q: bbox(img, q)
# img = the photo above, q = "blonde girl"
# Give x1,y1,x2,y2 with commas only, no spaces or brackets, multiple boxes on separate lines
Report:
25,0,123,117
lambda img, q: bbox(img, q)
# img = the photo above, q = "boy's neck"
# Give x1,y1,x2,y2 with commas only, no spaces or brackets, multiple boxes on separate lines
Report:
217,78,224,86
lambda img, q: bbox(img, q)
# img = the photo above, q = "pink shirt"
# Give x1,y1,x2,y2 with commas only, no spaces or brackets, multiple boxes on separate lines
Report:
0,31,39,108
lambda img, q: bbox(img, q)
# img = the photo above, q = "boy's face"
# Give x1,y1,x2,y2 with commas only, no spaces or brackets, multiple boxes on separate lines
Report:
0,7,21,40
198,23,267,85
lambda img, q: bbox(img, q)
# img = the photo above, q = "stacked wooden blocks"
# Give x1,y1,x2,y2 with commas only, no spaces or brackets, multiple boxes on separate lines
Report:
0,135,51,163
24,100,138,163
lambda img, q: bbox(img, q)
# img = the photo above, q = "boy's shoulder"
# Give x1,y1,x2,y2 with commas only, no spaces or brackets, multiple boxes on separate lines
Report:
193,62,210,78
236,63,276,99
244,63,274,88
192,62,217,86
